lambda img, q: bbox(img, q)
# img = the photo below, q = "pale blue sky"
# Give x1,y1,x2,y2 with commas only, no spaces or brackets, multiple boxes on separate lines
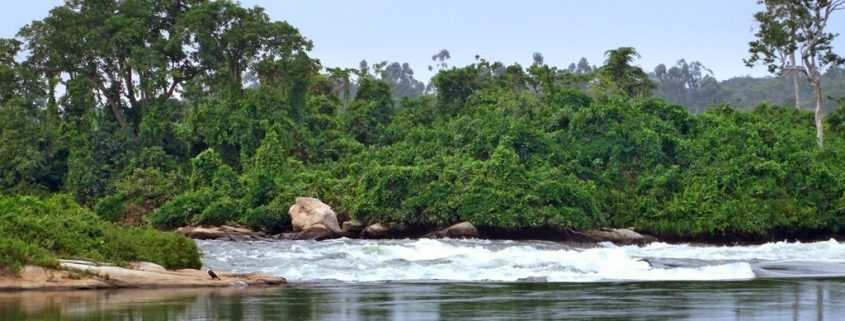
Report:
3,1,844,81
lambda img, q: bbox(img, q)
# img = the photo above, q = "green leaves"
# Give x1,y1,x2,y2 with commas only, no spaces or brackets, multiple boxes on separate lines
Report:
0,194,200,271
594,47,656,99
4,1,845,242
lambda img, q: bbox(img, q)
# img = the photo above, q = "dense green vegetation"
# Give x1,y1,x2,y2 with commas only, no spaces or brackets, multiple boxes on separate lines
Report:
0,194,200,273
1,0,844,275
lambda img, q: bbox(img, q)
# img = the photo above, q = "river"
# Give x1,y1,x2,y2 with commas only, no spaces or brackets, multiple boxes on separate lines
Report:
2,238,845,320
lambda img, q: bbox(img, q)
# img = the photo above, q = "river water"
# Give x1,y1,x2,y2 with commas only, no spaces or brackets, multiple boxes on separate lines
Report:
3,238,845,320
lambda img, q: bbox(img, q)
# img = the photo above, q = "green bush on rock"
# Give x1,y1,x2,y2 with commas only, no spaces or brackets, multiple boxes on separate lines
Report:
0,195,201,272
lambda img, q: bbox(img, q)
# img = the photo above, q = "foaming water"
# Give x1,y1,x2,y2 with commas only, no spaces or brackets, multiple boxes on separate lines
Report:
197,238,845,283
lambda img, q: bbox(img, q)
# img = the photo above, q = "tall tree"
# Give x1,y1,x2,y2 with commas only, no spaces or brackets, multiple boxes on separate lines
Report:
19,0,312,132
429,49,451,71
575,58,593,74
532,52,545,66
746,0,845,147
594,47,656,99
19,0,201,131
652,59,713,112
176,0,313,98
380,62,425,100
746,0,804,109
326,67,357,105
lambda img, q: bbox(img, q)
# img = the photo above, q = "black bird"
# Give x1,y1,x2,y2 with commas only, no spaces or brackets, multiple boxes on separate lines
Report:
208,268,221,280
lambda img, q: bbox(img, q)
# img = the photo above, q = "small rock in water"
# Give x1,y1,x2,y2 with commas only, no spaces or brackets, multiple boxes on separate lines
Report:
424,222,480,239
342,219,365,234
362,223,390,238
516,276,548,282
589,228,656,244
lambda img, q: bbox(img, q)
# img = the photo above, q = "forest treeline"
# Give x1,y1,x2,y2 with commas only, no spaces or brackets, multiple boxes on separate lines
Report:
342,54,845,116
2,1,845,270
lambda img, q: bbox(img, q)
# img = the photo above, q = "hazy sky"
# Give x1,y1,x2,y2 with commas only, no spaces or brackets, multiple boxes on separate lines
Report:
3,1,844,81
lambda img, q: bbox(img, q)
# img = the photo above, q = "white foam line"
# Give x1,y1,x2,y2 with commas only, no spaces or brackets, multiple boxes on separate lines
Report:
197,239,843,283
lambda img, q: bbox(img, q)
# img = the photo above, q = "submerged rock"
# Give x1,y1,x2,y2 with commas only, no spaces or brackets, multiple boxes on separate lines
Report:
425,222,480,239
289,197,342,234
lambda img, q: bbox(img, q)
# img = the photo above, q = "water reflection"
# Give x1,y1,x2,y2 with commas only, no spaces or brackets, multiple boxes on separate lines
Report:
1,280,844,321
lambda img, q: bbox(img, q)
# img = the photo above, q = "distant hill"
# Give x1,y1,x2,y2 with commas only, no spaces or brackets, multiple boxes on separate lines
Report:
653,65,845,113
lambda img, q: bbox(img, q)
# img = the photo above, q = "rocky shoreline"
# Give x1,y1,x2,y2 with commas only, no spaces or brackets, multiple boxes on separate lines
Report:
0,260,285,292
175,223,659,244
175,197,660,244
173,197,840,245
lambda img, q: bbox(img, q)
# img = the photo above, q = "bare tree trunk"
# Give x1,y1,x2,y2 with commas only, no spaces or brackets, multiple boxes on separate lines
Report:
813,78,824,147
791,52,801,108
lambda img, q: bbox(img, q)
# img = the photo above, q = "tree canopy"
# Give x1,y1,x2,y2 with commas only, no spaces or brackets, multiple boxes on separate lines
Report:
1,0,845,249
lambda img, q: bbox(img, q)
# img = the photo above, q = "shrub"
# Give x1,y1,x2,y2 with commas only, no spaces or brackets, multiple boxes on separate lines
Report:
243,205,289,234
0,194,201,271
190,148,224,190
148,192,212,229
95,193,127,222
0,235,59,274
197,198,241,226
116,168,185,208
243,173,277,209
101,227,201,269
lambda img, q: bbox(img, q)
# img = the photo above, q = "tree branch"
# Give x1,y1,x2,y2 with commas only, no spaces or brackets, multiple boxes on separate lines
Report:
118,56,139,110
162,76,188,102
88,74,128,128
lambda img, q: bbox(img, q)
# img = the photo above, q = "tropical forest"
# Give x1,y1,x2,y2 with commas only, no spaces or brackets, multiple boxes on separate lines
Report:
2,0,845,275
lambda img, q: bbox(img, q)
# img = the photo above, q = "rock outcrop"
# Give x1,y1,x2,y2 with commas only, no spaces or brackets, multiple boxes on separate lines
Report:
424,222,480,239
175,225,273,241
0,260,286,291
342,219,365,235
589,228,656,244
361,223,391,239
288,197,341,240
130,261,167,273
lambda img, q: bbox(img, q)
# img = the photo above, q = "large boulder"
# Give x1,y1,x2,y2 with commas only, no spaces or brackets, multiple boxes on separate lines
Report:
288,197,342,234
425,222,480,239
589,228,656,244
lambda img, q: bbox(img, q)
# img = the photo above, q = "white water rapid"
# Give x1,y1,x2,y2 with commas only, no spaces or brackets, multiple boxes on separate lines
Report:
196,238,845,283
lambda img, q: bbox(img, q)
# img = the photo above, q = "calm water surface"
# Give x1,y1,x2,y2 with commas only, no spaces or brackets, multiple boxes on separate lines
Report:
1,280,844,320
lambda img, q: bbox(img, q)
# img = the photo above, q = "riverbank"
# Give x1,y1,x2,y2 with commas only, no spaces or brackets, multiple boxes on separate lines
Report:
173,223,845,246
0,260,285,291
